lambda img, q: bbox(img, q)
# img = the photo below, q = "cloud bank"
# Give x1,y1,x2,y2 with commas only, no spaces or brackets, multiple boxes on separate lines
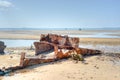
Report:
0,0,14,8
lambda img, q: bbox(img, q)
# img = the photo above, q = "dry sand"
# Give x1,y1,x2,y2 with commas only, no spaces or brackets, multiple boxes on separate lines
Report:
0,53,120,80
0,30,120,80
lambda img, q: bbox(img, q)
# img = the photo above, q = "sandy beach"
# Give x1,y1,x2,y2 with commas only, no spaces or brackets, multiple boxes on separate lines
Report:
0,52,120,80
0,30,120,80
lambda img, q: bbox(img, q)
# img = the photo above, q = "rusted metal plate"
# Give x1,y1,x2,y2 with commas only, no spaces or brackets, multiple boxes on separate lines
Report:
34,34,79,55
34,42,54,55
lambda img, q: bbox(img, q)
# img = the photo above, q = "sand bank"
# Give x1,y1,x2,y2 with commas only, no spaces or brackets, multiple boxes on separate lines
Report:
0,30,120,46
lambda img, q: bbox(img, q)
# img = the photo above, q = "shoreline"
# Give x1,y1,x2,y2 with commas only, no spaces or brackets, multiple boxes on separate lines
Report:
1,38,120,46
0,29,120,39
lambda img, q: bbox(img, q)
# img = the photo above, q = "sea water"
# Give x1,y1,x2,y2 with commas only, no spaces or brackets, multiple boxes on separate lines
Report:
69,32,120,38
0,32,120,47
0,39,38,47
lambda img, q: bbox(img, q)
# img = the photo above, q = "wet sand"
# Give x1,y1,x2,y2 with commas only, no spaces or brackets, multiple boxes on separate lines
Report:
0,30,120,46
0,29,120,40
0,30,120,80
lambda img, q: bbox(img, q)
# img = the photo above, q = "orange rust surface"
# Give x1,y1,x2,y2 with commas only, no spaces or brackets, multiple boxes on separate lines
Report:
34,42,54,55
75,48,101,55
40,34,79,47
34,34,79,55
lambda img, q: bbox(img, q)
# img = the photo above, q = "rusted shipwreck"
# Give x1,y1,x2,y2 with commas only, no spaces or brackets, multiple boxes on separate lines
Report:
0,34,101,76
34,34,101,58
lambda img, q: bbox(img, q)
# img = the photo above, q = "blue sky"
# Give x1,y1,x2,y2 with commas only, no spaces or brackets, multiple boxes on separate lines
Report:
0,0,120,28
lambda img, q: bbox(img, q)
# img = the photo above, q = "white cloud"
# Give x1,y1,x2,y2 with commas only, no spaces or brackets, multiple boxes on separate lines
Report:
0,0,14,8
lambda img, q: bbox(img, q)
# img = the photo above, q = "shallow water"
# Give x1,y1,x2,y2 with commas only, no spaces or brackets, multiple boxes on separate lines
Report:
0,38,120,53
0,39,38,47
69,32,120,38
0,39,119,53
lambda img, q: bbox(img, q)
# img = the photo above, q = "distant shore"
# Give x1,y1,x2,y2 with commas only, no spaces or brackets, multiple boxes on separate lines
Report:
0,30,120,45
